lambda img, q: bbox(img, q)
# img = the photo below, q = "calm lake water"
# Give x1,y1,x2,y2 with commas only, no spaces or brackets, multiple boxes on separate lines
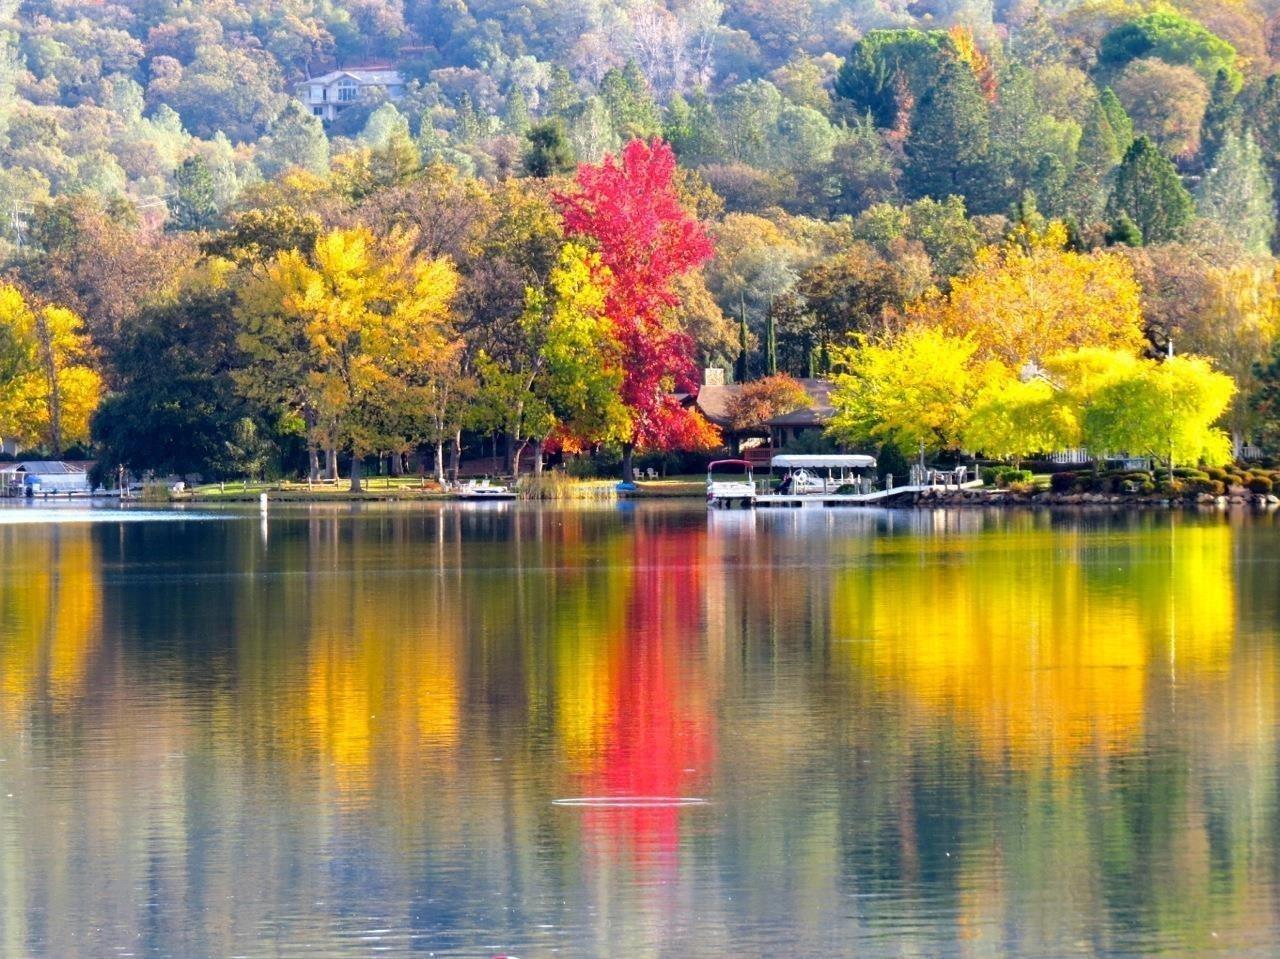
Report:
1,501,1278,958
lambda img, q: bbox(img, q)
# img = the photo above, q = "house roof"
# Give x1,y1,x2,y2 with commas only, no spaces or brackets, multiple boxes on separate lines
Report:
0,461,85,474
694,384,737,426
696,378,834,430
302,67,404,87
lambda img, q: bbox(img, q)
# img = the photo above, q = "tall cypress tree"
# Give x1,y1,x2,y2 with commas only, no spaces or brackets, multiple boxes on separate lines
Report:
903,57,992,209
1105,135,1194,244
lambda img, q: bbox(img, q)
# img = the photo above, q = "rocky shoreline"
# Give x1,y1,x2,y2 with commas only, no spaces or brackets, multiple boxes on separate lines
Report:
908,486,1280,509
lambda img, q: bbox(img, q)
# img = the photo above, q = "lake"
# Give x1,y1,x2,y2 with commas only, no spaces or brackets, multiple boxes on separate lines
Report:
1,501,1278,958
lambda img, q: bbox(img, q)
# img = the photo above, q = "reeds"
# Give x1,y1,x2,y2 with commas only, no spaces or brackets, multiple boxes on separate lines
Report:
517,474,617,500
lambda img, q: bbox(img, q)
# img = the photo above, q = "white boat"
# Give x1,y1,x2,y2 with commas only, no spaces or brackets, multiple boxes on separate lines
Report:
454,478,517,500
707,459,756,508
770,454,877,495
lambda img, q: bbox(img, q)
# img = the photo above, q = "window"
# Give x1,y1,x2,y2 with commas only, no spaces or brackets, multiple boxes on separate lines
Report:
337,80,358,102
313,106,324,117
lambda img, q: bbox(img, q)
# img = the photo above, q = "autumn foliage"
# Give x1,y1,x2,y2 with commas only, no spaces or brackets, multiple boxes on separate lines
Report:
557,138,719,453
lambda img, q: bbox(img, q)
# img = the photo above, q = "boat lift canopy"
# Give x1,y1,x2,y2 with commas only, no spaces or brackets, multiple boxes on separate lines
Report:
769,454,877,470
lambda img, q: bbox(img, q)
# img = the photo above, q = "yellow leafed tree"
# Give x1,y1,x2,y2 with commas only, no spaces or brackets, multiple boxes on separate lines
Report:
910,223,1146,368
237,227,458,491
0,284,102,455
827,327,997,457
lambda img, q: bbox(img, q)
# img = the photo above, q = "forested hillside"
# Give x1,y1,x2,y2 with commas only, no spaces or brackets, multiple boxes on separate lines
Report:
4,0,1280,480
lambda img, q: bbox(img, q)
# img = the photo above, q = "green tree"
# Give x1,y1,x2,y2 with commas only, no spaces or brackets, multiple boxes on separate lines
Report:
1099,87,1135,153
92,276,256,477
1197,130,1274,255
1068,97,1123,225
503,87,531,134
170,155,218,231
1199,68,1240,169
522,120,575,178
257,100,330,179
1099,11,1241,90
1106,136,1194,244
903,57,993,210
600,61,660,140
835,29,953,129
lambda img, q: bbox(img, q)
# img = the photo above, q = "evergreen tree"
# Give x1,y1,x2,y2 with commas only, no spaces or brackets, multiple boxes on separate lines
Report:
1098,87,1134,153
1068,97,1122,224
169,155,217,232
522,120,575,178
360,102,410,149
1105,136,1194,244
903,57,992,210
1105,210,1143,247
503,87,531,134
600,61,660,140
1199,68,1240,169
257,101,329,179
546,65,582,118
1197,130,1274,254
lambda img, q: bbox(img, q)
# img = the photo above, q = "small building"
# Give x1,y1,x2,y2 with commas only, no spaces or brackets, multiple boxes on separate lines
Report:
695,376,836,455
296,66,406,122
1,461,91,496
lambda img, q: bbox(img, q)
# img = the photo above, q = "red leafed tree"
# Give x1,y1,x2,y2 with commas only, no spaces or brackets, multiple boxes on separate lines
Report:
556,138,720,480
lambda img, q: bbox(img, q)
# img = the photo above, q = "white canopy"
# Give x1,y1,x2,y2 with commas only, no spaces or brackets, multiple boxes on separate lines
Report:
770,454,877,469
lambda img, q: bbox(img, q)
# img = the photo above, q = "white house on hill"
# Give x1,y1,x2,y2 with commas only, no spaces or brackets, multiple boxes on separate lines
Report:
297,67,405,122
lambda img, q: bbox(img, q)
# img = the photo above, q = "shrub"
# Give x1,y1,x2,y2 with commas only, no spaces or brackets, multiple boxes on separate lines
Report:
981,466,1001,486
997,469,1032,487
1248,476,1273,494
1185,477,1224,496
1050,471,1077,493
1158,478,1185,497
1205,467,1227,482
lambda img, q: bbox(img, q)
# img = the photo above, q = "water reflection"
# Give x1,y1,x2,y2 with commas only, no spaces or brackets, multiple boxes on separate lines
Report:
0,505,1277,957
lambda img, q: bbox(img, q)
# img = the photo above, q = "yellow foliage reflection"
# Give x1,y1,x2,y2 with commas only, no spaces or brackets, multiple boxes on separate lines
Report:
832,519,1235,767
0,525,102,722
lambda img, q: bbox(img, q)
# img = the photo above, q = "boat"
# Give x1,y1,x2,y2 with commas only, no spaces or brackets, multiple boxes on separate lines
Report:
769,454,877,495
706,459,756,508
454,478,518,500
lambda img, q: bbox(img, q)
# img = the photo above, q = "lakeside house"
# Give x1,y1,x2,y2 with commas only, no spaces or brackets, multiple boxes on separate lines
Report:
296,66,405,122
0,461,92,496
695,373,835,458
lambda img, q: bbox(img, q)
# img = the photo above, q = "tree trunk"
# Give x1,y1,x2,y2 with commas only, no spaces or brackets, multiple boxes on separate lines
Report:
449,431,461,483
326,447,338,480
622,442,635,483
34,315,62,456
434,441,446,484
390,452,404,476
511,439,527,479
736,294,749,383
349,452,363,493
531,438,543,476
504,433,520,477
308,446,320,483
765,308,777,375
